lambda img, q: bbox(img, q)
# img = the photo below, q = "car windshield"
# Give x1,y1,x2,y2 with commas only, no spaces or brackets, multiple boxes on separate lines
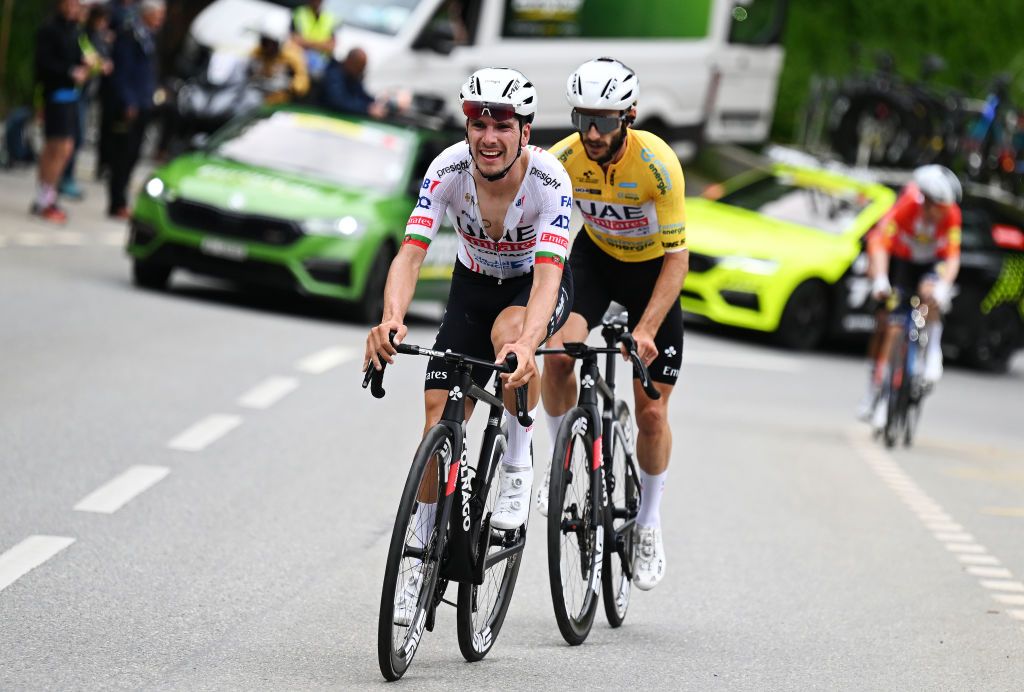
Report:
718,175,870,235
211,111,412,194
322,0,422,35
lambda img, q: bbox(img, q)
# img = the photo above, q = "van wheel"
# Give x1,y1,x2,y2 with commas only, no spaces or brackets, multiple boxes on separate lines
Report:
133,260,172,290
347,243,394,325
775,281,828,350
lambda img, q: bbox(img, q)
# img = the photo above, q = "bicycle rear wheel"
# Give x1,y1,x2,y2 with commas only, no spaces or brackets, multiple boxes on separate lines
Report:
547,408,602,645
456,429,526,661
377,425,452,681
603,401,640,627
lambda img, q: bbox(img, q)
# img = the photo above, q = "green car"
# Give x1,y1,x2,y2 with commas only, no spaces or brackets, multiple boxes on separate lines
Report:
683,164,896,349
126,106,458,322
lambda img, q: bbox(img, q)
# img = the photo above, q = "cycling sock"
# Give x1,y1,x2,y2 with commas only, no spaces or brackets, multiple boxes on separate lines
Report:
412,501,436,567
542,409,565,450
502,407,538,468
926,322,943,363
637,469,667,529
36,183,55,208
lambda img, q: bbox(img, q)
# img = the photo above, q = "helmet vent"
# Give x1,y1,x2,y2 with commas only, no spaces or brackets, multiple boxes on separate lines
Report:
600,79,613,98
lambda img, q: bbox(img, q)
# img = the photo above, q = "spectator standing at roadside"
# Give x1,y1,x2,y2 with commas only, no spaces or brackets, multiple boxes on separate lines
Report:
33,0,88,223
107,0,165,219
61,2,114,200
290,0,337,80
108,0,138,31
320,48,409,120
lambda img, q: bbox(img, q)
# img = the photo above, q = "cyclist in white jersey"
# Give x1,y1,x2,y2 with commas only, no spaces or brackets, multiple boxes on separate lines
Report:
365,68,573,545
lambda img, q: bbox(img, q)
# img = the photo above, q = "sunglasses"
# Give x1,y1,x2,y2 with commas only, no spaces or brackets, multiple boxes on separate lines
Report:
462,101,517,122
571,109,626,135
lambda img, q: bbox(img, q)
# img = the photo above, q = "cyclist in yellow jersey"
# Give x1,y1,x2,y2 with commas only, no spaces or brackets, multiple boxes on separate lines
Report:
539,58,689,591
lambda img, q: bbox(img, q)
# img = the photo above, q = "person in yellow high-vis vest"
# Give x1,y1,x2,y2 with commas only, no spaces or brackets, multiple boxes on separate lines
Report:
290,0,338,80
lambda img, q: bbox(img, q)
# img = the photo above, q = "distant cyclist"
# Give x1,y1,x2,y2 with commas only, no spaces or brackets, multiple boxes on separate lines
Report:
859,164,962,427
364,66,573,549
539,57,688,591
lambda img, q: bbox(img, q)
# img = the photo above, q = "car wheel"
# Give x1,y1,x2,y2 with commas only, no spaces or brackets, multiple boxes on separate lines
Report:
969,304,1021,373
775,280,829,350
132,260,172,290
348,243,394,325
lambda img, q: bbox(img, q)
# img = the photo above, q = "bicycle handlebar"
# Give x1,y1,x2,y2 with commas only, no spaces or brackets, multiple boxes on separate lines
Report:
361,332,533,426
616,333,661,400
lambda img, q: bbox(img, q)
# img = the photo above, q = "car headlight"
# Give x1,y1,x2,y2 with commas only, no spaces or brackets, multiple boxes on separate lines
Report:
302,216,366,238
144,176,167,200
718,256,779,275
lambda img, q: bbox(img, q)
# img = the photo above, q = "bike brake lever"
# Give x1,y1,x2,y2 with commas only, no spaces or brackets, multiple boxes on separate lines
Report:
361,330,399,399
618,333,661,400
503,353,533,427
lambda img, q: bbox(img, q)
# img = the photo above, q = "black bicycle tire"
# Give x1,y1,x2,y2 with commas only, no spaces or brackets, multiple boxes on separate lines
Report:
456,430,525,662
602,408,639,628
377,425,452,681
547,407,601,645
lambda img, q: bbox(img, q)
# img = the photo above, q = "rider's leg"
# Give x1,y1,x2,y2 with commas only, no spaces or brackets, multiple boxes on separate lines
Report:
918,277,945,383
871,318,903,429
858,309,888,419
489,305,539,530
540,312,589,447
633,380,674,527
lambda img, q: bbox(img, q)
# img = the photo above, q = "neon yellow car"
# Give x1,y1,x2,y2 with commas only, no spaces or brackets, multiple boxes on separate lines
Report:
683,164,896,349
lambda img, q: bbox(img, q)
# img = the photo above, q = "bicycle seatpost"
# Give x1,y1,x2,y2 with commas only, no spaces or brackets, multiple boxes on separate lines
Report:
502,353,533,427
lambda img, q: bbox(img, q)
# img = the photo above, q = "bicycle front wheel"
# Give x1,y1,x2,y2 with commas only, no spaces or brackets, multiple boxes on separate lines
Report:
377,425,452,681
603,401,640,627
456,429,526,662
547,407,602,645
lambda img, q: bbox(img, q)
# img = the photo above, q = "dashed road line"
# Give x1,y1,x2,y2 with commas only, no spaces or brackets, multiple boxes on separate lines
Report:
167,414,242,452
0,536,75,592
849,431,1024,631
73,465,170,514
296,346,356,374
238,376,299,409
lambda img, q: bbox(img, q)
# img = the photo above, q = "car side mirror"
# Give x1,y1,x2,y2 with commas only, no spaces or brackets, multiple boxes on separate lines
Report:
413,28,454,56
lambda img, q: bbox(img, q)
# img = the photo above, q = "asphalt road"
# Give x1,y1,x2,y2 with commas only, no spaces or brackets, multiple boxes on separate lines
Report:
2,164,1024,691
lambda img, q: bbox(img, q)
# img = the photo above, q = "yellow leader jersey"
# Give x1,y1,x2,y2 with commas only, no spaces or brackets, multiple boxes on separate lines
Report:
550,128,687,262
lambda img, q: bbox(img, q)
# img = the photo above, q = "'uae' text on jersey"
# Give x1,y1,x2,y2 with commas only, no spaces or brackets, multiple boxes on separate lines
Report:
402,142,573,278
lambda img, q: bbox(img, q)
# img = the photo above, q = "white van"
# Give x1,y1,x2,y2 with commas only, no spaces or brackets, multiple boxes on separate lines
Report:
187,0,786,149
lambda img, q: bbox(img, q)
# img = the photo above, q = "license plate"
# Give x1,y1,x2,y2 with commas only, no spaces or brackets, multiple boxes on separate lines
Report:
199,237,248,261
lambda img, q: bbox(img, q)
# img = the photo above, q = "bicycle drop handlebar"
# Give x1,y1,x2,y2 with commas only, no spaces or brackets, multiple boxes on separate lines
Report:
537,332,661,401
362,332,533,427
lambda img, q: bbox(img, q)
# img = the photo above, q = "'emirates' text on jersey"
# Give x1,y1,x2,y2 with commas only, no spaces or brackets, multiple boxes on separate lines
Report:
550,128,687,263
402,142,572,279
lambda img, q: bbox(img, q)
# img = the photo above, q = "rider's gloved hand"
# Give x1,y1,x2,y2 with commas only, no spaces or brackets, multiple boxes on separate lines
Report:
932,280,953,312
871,275,892,301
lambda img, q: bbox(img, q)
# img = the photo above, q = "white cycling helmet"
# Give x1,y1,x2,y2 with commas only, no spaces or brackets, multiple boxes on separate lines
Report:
459,67,537,122
913,164,962,205
256,11,290,43
566,57,639,111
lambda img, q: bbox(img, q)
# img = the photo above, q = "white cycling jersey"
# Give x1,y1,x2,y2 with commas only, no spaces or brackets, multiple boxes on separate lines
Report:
402,142,573,279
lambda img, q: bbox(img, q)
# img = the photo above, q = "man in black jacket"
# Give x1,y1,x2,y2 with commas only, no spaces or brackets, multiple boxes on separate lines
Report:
33,0,88,223
107,0,165,219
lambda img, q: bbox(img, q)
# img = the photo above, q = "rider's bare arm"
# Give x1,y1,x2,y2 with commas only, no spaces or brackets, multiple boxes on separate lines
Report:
518,262,564,349
364,244,425,370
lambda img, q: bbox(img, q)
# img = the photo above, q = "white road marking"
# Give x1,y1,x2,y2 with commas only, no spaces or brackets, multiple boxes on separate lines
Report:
100,231,125,246
966,566,1013,578
167,414,242,452
935,532,975,543
0,536,75,592
14,232,47,246
849,431,1023,631
980,580,1024,592
238,376,299,409
958,554,1001,565
52,230,85,245
73,466,170,514
684,350,801,372
296,346,356,374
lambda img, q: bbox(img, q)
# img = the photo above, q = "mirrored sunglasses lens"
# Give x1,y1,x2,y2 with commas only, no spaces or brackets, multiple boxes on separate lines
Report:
464,101,514,121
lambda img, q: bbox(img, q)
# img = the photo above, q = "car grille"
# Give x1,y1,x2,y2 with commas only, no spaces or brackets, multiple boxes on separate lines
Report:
688,252,719,274
167,199,302,246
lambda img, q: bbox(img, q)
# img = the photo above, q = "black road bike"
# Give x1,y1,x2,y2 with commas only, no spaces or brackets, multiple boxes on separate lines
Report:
537,315,661,645
877,296,931,449
363,337,533,680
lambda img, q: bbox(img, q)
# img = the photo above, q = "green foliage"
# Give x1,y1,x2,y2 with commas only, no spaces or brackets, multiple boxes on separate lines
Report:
773,0,1024,141
1,0,50,112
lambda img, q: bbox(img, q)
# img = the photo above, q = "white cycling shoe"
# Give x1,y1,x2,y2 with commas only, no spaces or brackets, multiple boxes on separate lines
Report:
535,463,550,517
393,572,423,627
633,525,666,591
490,465,533,530
871,397,888,433
856,387,879,422
924,354,943,384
